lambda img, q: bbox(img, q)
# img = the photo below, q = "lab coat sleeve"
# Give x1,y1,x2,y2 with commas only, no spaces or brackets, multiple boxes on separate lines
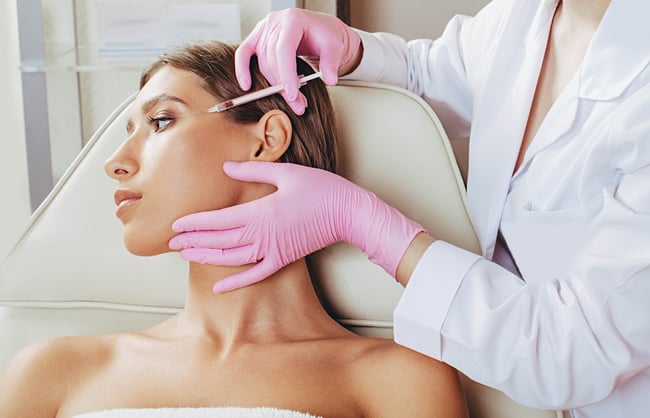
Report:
394,131,650,409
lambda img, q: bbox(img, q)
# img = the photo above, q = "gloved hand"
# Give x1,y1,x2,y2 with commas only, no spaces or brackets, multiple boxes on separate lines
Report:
169,161,425,293
235,8,362,114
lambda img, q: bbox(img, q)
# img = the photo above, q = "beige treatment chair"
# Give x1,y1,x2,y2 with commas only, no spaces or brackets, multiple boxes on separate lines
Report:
0,81,562,418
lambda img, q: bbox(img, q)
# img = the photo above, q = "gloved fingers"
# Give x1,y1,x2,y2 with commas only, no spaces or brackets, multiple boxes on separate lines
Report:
280,90,308,115
257,34,279,86
168,228,246,250
171,204,255,233
235,20,264,90
212,260,279,293
275,21,302,103
179,245,259,267
254,29,309,116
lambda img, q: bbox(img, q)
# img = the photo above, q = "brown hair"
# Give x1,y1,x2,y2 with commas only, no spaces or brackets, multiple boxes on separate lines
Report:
140,41,338,173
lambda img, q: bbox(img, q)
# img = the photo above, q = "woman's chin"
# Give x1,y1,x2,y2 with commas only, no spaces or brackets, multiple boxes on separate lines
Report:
123,237,171,257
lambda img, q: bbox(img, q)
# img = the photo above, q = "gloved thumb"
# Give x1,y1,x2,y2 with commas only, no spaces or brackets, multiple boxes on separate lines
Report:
318,49,341,85
213,260,279,293
222,161,282,186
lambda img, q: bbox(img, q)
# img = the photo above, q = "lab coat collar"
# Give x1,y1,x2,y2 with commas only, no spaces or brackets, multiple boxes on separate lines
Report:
526,0,560,45
520,0,650,174
468,1,556,259
579,0,650,100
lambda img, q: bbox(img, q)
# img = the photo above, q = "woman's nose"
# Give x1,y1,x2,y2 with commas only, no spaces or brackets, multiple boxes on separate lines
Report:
104,142,138,180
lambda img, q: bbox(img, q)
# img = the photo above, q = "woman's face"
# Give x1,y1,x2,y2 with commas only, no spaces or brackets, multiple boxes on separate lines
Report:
105,65,258,256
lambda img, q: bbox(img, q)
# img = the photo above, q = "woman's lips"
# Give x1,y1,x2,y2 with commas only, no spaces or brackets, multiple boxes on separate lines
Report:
114,189,142,218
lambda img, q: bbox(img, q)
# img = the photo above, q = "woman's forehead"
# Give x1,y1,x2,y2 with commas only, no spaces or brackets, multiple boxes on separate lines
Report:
141,67,203,99
134,67,216,113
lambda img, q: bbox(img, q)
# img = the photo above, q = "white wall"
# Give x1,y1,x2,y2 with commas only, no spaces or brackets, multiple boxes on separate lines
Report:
0,2,31,262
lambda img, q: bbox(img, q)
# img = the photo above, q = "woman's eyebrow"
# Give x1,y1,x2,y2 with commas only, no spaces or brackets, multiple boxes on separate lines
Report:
141,93,188,114
126,94,189,134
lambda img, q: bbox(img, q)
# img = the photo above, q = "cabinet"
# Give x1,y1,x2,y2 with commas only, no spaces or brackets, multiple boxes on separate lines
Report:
17,0,346,210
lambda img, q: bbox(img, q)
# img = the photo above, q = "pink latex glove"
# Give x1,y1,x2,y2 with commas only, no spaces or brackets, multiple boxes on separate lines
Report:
169,161,425,293
235,8,362,114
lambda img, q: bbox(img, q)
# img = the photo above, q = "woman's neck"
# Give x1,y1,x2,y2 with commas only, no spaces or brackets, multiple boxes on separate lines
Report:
175,259,345,351
548,0,610,67
558,0,611,29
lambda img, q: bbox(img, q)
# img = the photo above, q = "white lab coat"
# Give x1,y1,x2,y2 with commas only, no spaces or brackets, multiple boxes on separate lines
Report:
346,0,650,417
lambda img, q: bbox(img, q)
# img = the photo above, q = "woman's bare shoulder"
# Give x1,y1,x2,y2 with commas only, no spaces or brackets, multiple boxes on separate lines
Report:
22,334,118,373
350,337,469,418
0,334,118,418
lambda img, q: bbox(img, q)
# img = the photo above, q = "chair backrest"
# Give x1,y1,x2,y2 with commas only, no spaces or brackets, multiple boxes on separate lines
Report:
0,81,558,418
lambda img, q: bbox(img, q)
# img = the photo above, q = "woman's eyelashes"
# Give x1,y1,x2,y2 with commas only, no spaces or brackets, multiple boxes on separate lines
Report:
147,113,175,132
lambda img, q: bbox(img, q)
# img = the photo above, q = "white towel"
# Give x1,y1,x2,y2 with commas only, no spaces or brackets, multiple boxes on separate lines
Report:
73,407,322,418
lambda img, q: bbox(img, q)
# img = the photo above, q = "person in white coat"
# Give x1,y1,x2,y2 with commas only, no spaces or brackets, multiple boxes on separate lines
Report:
168,1,650,417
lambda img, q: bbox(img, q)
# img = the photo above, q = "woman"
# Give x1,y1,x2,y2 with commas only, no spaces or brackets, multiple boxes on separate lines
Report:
169,1,650,417
0,41,468,418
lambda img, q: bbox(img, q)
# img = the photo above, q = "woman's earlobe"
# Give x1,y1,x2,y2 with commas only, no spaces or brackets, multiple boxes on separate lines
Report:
252,110,292,161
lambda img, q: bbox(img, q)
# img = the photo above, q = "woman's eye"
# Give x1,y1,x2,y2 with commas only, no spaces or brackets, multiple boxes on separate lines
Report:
148,116,174,132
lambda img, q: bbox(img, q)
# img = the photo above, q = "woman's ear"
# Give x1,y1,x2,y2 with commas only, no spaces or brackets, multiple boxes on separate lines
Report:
250,110,292,161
